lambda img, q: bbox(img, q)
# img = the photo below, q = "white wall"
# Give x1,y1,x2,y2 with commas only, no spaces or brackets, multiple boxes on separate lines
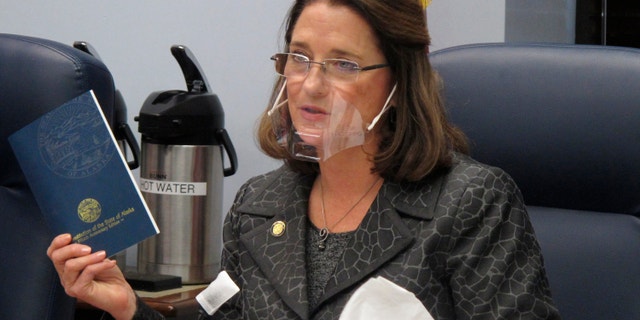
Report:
506,0,576,43
427,0,506,52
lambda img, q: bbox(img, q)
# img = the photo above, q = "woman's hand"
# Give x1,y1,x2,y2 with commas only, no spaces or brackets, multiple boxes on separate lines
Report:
47,234,137,320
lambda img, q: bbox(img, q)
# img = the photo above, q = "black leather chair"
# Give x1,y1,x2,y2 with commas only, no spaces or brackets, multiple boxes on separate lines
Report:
430,43,640,320
0,33,119,319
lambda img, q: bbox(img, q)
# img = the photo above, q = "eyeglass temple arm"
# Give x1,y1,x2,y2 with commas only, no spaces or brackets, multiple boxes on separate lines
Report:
360,63,389,71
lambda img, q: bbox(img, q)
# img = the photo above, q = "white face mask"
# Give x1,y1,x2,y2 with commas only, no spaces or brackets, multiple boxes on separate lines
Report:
268,81,397,162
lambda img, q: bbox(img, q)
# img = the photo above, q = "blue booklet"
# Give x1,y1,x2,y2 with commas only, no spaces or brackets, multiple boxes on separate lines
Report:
9,90,159,256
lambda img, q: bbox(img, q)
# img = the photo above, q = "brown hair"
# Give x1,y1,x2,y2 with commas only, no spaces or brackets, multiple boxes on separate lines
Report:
257,0,468,182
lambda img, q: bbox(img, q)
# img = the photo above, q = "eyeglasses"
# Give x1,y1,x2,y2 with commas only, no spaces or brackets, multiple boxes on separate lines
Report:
270,53,389,83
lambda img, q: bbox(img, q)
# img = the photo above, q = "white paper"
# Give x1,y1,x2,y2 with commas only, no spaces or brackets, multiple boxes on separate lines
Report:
339,276,434,320
195,271,240,315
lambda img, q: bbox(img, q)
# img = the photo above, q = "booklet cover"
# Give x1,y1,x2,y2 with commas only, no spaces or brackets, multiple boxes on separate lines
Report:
9,90,159,256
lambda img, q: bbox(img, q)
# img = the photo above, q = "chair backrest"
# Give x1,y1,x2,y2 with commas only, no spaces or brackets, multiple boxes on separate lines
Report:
0,33,116,319
430,43,640,320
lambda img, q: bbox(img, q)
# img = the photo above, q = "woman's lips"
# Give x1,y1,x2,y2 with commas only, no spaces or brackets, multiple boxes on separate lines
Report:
298,105,329,122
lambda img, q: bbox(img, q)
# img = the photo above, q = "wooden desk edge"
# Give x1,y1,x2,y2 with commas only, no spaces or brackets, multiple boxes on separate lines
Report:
141,286,205,317
77,286,206,317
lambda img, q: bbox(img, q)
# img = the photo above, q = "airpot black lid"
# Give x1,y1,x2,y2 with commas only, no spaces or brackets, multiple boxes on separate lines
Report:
136,45,225,145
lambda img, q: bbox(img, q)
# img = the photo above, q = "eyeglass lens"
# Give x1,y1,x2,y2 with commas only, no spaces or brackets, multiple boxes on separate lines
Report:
272,53,378,83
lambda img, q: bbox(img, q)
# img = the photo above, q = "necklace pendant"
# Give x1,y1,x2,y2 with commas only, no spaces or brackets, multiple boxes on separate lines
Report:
318,227,329,251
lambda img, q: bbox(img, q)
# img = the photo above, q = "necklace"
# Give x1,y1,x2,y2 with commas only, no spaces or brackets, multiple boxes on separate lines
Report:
317,177,381,251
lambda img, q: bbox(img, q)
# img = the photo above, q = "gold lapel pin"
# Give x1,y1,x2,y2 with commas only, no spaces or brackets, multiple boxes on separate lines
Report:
270,220,286,237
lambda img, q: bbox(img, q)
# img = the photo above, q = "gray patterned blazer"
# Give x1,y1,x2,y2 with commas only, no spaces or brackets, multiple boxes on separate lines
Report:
199,153,560,319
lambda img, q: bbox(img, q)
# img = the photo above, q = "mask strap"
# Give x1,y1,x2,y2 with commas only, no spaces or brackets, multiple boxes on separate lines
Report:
267,79,288,116
366,83,397,131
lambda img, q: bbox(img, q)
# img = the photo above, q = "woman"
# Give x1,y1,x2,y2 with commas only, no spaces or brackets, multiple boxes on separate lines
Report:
48,0,561,319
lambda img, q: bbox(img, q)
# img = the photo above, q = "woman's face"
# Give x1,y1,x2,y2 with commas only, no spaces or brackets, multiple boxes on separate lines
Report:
285,2,394,153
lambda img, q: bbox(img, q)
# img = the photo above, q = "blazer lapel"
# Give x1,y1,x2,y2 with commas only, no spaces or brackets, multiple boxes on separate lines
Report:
318,177,442,308
319,195,415,306
239,172,314,320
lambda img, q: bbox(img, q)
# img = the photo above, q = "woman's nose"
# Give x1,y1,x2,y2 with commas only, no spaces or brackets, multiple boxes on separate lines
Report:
302,64,329,95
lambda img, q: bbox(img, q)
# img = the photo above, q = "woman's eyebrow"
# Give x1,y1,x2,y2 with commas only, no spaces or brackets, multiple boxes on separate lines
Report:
290,41,363,60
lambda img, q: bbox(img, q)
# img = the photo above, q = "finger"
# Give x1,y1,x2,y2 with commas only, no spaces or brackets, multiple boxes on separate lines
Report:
47,233,73,258
59,250,106,289
77,258,119,284
49,242,92,275
66,258,118,298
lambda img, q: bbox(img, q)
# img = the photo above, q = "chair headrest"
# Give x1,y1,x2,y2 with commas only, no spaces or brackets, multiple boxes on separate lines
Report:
430,43,640,215
0,33,115,185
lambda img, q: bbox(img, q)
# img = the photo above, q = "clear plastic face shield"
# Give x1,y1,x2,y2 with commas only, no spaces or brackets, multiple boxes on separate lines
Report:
267,55,397,162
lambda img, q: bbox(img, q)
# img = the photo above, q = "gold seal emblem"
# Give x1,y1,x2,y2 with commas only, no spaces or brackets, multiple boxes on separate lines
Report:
270,221,286,237
78,198,101,223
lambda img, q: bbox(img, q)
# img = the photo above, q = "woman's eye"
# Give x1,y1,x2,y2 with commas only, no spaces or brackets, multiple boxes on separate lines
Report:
292,54,309,63
334,60,358,72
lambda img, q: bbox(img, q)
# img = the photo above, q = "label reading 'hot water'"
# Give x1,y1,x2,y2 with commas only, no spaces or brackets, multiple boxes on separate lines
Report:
139,178,207,196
